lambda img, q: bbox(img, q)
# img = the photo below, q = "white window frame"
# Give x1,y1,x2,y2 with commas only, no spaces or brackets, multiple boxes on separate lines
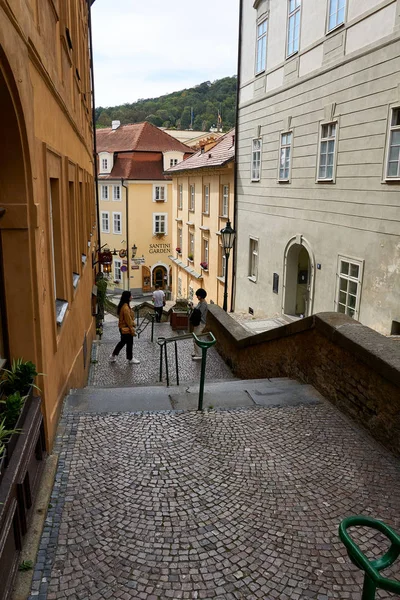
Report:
248,237,259,282
203,238,209,267
327,0,346,32
101,185,108,201
178,277,182,297
278,131,293,181
170,158,178,167
220,249,226,280
188,232,195,259
101,211,110,233
385,106,400,180
221,185,229,217
153,184,166,202
101,158,108,171
255,18,267,75
114,259,122,281
189,184,195,211
335,256,363,319
317,122,337,182
112,212,122,234
251,138,262,181
177,227,183,251
153,213,167,235
178,184,183,209
113,185,121,201
203,185,210,214
189,287,194,302
287,0,301,57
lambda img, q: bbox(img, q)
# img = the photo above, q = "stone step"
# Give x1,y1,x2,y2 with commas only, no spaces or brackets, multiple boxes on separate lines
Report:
66,378,323,413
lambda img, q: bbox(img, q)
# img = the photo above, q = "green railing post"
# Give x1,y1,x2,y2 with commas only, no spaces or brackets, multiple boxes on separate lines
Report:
150,313,155,342
339,516,400,600
192,332,216,411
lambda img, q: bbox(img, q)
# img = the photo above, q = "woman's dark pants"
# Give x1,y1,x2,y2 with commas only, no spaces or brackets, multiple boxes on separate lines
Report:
112,332,133,360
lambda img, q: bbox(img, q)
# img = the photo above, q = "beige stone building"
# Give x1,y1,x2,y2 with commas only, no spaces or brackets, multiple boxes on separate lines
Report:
167,131,235,307
96,122,192,295
236,0,400,335
0,0,97,446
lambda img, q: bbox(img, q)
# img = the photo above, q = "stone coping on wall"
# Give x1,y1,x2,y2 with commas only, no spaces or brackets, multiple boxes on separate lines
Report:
207,306,400,389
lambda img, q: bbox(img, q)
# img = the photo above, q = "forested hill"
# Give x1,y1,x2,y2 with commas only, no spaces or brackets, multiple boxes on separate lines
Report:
95,76,237,132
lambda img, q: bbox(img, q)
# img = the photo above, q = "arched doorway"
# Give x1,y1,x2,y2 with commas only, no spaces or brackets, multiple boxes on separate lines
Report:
152,265,167,289
283,235,315,317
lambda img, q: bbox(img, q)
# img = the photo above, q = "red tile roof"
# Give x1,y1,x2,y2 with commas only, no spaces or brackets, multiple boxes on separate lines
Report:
96,121,193,154
98,152,171,181
166,129,235,173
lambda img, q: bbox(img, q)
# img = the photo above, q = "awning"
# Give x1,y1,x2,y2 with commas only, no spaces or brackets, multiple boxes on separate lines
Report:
169,256,203,280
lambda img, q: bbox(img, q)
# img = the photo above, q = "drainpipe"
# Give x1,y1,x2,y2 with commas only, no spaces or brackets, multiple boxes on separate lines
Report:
231,0,243,313
87,0,101,273
121,179,130,292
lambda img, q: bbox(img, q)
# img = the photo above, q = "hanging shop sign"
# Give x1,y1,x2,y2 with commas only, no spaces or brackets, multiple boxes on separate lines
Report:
132,257,145,264
120,265,127,272
119,249,127,258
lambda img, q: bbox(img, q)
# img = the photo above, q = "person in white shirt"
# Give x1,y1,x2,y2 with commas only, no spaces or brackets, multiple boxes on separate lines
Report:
152,284,165,322
191,288,208,360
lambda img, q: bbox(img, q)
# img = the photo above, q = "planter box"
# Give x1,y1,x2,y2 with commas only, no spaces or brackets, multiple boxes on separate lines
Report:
170,309,189,331
0,395,45,600
4,385,33,468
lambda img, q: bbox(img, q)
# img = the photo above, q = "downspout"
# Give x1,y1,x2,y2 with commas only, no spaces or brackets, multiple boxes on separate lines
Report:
230,0,243,312
122,179,130,292
87,0,101,273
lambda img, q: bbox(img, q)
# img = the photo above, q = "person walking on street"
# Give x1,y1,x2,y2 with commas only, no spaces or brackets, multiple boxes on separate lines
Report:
152,284,165,323
191,288,208,360
109,291,140,364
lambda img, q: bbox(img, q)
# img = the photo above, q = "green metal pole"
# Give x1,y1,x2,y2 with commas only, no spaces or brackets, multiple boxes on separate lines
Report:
151,314,154,342
197,347,207,411
361,575,377,600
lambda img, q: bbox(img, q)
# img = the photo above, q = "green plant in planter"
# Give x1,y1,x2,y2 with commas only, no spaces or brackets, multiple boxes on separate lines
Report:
0,391,27,430
0,359,40,396
0,417,20,460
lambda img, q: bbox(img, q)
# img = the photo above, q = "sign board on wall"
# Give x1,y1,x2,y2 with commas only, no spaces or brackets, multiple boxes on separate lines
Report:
149,243,171,254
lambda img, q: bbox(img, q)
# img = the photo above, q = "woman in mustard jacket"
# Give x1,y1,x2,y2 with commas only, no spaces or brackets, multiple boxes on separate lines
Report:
109,291,140,364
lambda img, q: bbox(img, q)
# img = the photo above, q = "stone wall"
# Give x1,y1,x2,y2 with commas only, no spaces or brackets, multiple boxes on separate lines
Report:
206,307,400,456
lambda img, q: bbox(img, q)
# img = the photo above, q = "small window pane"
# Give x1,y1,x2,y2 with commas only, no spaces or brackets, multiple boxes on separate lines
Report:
338,304,345,313
339,277,348,292
391,109,400,127
348,294,356,309
350,264,359,278
348,281,357,295
340,261,349,275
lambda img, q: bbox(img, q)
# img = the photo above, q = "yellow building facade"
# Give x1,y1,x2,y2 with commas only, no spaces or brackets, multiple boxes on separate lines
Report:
97,122,192,296
0,0,97,447
167,131,235,307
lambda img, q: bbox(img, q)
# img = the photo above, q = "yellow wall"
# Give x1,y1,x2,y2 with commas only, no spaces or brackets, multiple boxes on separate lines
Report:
98,179,174,294
0,0,96,448
170,164,234,307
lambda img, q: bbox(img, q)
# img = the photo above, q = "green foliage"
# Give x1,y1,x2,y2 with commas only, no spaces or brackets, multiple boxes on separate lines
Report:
0,359,39,396
18,560,33,572
95,76,237,132
0,416,20,459
0,391,26,430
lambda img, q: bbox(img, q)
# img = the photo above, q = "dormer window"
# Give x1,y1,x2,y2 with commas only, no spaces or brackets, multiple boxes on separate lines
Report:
99,152,113,174
101,158,108,171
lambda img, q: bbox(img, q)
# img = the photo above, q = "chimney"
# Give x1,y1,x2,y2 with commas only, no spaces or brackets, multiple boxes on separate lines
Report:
112,120,121,131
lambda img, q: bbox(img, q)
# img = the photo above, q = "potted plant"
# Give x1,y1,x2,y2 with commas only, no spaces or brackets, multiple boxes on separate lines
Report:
176,247,182,254
0,416,20,475
170,298,190,330
200,261,208,270
188,254,194,262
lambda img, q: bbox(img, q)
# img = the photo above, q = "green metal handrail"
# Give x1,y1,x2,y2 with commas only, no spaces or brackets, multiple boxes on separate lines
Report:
339,516,400,599
193,332,216,410
157,333,193,386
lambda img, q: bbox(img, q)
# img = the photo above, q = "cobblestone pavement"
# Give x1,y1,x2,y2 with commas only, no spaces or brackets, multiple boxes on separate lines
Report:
30,402,400,599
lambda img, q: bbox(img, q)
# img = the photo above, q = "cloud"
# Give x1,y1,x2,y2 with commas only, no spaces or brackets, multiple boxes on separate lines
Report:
91,0,239,107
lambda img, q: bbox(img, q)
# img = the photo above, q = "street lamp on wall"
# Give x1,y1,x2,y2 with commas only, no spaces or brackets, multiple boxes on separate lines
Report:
131,244,137,259
220,220,236,312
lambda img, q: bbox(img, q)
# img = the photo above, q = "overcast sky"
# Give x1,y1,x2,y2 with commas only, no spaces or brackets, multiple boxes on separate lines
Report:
91,0,240,108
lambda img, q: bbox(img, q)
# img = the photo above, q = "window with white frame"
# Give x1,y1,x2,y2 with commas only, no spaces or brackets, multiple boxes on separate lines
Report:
219,246,226,279
279,132,292,180
328,0,345,31
177,228,182,252
251,139,262,181
113,185,121,201
101,185,108,200
154,185,166,202
386,107,400,179
178,277,182,297
153,213,167,234
170,158,178,167
336,257,363,319
189,184,195,211
188,232,194,259
202,238,209,268
178,184,183,209
255,19,267,74
221,185,229,217
249,238,259,281
101,158,108,171
203,185,210,214
287,0,301,56
189,287,194,302
113,212,122,234
101,211,110,233
114,260,122,281
318,122,337,180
